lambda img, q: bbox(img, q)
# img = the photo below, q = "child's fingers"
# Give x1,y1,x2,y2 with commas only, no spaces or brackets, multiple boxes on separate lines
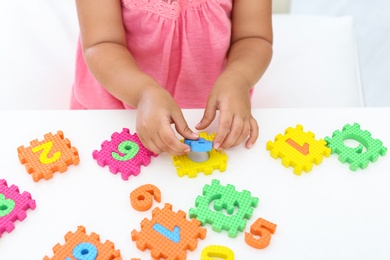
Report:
245,117,259,149
145,139,163,155
172,110,199,141
137,132,163,155
158,125,191,155
196,102,217,130
218,116,244,149
231,120,252,148
213,111,233,149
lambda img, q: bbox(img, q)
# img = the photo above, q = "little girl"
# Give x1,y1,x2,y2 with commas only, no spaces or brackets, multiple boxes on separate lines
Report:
73,0,273,155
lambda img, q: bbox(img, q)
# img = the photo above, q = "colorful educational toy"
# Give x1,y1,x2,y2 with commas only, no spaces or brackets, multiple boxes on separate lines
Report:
245,218,277,249
17,131,79,182
266,124,331,175
184,138,213,152
172,132,228,178
201,245,234,260
43,225,122,260
92,128,158,180
130,184,161,211
0,179,36,237
131,203,207,260
325,123,387,171
189,179,258,238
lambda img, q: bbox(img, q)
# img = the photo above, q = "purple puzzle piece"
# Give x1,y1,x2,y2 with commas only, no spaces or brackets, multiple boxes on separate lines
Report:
0,179,36,237
92,128,158,180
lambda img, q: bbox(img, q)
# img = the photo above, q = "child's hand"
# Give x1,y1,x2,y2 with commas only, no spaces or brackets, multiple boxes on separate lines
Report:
196,76,259,150
136,87,199,155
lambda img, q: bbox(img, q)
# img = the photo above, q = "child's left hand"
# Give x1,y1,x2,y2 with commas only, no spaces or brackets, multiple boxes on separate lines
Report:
195,73,259,150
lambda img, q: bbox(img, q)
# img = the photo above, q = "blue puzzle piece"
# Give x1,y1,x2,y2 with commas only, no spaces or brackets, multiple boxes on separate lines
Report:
184,138,212,152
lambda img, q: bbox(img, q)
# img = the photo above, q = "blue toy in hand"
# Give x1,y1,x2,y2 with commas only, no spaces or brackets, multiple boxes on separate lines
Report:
184,138,212,152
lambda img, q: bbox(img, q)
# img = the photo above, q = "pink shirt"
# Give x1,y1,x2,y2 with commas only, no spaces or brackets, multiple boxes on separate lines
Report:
71,0,233,109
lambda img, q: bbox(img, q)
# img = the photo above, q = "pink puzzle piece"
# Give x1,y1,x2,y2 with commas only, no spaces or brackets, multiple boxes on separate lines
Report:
0,179,36,237
92,128,158,180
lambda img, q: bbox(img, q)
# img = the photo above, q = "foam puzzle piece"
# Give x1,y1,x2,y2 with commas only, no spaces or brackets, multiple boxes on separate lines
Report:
93,128,158,180
43,225,122,260
184,138,212,152
266,124,331,175
131,203,206,260
130,184,161,211
0,179,36,237
245,218,277,249
201,245,234,260
172,132,228,178
189,179,258,238
325,123,387,171
17,131,80,182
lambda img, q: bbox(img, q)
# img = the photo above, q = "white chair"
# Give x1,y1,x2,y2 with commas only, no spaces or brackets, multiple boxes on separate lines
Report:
0,0,364,109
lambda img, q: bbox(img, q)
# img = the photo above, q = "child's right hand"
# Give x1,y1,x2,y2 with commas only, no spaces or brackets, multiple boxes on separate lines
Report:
135,86,199,155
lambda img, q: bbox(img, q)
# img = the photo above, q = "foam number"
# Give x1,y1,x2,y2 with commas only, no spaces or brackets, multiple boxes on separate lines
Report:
209,195,237,216
285,138,309,155
112,140,139,161
201,245,234,260
130,184,161,211
189,179,258,238
152,223,181,243
0,194,15,217
32,141,61,164
245,218,277,249
65,242,98,260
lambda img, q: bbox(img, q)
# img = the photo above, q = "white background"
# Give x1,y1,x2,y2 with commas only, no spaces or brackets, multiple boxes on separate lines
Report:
292,0,390,107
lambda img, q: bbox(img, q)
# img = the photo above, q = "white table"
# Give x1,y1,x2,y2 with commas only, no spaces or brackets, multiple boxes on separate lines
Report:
1,108,389,259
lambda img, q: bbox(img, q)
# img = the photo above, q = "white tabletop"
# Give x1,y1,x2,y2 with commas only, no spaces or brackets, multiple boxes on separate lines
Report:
1,108,390,259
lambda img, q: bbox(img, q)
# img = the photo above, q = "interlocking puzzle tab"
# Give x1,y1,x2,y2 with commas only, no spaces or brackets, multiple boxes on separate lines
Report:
0,179,36,237
131,203,206,260
93,128,158,180
184,138,212,152
17,131,79,182
266,124,331,175
201,245,234,260
189,179,258,238
130,184,161,211
245,218,277,249
43,225,122,260
325,123,387,171
172,132,228,178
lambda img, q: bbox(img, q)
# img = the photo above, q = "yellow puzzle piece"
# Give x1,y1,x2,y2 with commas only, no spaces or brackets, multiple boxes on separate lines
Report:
172,132,227,178
266,125,331,175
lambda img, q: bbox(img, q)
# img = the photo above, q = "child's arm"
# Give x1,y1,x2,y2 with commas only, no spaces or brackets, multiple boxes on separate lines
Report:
196,0,273,149
75,0,198,155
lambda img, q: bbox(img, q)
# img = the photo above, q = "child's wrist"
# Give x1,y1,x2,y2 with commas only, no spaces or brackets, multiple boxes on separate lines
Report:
123,74,161,108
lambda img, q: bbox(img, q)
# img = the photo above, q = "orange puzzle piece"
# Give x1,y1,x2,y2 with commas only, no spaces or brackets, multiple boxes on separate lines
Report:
43,225,122,260
17,131,79,182
130,184,161,212
132,203,207,260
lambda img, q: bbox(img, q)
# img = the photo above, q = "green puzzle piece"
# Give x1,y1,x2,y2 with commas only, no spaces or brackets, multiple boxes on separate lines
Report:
325,123,387,171
189,179,258,238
